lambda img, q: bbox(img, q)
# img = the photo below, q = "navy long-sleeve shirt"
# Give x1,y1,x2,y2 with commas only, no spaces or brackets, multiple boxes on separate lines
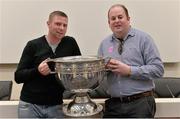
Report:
15,35,81,105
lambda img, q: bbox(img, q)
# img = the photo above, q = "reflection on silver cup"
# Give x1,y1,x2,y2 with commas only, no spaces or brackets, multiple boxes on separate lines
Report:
48,56,106,117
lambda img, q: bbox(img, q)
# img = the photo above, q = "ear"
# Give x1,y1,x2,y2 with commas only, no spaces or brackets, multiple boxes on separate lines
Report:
47,21,50,26
127,16,130,21
108,19,110,25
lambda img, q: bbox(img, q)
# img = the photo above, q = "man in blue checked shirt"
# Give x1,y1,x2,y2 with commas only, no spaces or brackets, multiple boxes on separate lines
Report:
98,4,164,118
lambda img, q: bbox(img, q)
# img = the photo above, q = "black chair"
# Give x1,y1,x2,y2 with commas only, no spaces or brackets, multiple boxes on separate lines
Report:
0,80,13,100
154,77,180,98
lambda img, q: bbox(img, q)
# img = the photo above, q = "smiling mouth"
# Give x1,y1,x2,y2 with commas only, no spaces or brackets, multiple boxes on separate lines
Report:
114,26,121,29
57,32,63,35
115,24,121,27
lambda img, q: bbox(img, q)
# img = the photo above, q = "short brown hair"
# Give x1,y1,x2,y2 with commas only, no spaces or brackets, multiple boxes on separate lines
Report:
48,11,68,21
108,4,129,19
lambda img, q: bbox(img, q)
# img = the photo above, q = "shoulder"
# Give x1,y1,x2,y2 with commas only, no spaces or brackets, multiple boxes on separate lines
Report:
27,35,46,45
132,28,152,39
131,28,154,44
23,35,46,51
131,28,148,36
131,28,157,50
62,36,76,41
61,36,78,45
100,35,112,44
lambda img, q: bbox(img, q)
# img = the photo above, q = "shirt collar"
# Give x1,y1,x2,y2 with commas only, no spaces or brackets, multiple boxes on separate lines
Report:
111,27,135,41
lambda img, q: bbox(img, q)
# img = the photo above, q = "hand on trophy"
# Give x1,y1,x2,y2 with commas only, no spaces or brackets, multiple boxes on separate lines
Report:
38,59,51,76
106,58,131,76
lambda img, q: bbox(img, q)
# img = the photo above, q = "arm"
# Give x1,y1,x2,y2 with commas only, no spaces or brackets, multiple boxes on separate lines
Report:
130,37,164,80
14,41,40,84
106,35,164,80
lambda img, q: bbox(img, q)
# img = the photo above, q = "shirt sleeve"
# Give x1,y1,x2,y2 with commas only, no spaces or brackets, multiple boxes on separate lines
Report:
130,35,164,80
97,42,104,57
14,41,40,84
72,38,81,56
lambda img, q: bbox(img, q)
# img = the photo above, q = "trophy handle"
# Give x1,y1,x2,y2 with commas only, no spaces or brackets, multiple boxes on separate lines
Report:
104,57,113,71
104,57,111,66
46,58,57,74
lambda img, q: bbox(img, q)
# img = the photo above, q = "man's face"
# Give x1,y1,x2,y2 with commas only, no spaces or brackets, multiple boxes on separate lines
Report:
47,15,68,39
108,6,130,35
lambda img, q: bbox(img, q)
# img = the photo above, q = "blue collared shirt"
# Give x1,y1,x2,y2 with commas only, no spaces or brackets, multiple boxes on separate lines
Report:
98,27,164,97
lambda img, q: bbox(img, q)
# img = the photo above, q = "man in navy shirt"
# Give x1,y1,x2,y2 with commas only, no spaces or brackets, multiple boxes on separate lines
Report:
15,11,81,118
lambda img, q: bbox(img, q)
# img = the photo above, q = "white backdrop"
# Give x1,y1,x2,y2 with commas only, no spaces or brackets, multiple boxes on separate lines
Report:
0,0,180,63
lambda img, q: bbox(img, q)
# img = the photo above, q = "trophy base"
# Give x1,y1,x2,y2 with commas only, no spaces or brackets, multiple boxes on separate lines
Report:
63,92,103,117
63,103,103,118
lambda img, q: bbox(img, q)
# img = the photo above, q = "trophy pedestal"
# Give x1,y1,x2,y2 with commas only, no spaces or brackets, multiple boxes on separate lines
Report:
63,92,103,117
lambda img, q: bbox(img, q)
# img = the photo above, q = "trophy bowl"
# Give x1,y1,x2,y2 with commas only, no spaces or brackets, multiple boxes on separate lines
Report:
48,56,106,117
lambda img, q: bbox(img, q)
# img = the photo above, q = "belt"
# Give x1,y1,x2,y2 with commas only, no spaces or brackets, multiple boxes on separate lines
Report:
110,90,154,103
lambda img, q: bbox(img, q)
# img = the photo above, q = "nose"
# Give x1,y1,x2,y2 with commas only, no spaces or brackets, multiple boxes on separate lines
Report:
115,17,120,22
59,24,64,30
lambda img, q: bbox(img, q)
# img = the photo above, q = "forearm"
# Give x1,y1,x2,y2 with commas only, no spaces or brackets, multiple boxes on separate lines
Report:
130,64,164,80
15,68,40,84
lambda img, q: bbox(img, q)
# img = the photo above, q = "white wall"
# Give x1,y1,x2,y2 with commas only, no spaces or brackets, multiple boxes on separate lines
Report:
0,0,180,63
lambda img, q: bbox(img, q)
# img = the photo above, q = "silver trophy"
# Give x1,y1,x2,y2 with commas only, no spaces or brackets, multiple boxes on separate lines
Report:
48,56,106,117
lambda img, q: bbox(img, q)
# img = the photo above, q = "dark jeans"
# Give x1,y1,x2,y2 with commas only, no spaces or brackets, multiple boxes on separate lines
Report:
103,96,156,118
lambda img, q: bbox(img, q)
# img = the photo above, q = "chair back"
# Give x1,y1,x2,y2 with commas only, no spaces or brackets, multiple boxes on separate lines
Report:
154,77,180,98
0,80,13,100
